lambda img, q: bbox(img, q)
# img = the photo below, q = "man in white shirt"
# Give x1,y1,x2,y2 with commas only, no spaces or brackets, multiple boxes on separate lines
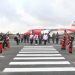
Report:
43,33,48,45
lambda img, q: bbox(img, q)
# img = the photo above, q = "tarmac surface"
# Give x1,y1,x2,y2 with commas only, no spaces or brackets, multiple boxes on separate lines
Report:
0,39,75,75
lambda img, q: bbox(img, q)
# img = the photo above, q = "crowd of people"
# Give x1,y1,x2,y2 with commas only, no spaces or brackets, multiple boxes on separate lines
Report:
0,31,74,47
14,32,59,45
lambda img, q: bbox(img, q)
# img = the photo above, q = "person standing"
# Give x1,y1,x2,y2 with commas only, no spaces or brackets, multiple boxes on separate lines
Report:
3,34,9,48
14,34,19,45
26,35,29,43
52,33,55,44
48,33,50,43
56,32,59,44
20,34,23,43
38,34,42,45
23,34,27,43
43,33,48,45
29,34,34,45
34,34,38,45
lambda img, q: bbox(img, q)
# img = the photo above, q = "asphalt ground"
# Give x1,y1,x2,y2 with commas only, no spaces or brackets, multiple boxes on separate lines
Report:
0,39,75,75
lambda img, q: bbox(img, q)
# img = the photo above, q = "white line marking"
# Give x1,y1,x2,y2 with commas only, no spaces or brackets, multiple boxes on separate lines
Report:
23,47,54,48
16,54,62,56
21,50,57,52
0,55,5,58
21,49,56,51
19,51,59,53
24,46,54,48
9,61,70,65
20,51,58,52
73,45,75,47
3,67,75,72
13,57,65,60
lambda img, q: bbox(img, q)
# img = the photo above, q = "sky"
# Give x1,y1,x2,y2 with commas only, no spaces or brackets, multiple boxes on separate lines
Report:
0,0,75,33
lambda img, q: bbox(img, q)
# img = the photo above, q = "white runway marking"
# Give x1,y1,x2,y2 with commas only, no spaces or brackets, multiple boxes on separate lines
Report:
13,57,65,60
19,51,59,53
21,48,56,51
0,55,5,58
3,46,73,73
16,54,62,56
3,67,75,72
73,45,75,47
24,46,54,48
20,50,58,52
9,61,70,65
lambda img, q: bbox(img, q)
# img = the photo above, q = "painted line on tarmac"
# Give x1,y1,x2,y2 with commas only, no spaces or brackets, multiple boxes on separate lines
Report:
21,48,57,50
24,46,54,48
0,55,5,58
21,49,57,51
13,57,65,60
3,67,75,72
9,61,70,65
73,45,75,47
19,51,59,53
16,54,62,56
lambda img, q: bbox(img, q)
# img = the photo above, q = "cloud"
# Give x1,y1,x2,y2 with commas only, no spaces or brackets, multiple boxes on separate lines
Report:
0,0,75,33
